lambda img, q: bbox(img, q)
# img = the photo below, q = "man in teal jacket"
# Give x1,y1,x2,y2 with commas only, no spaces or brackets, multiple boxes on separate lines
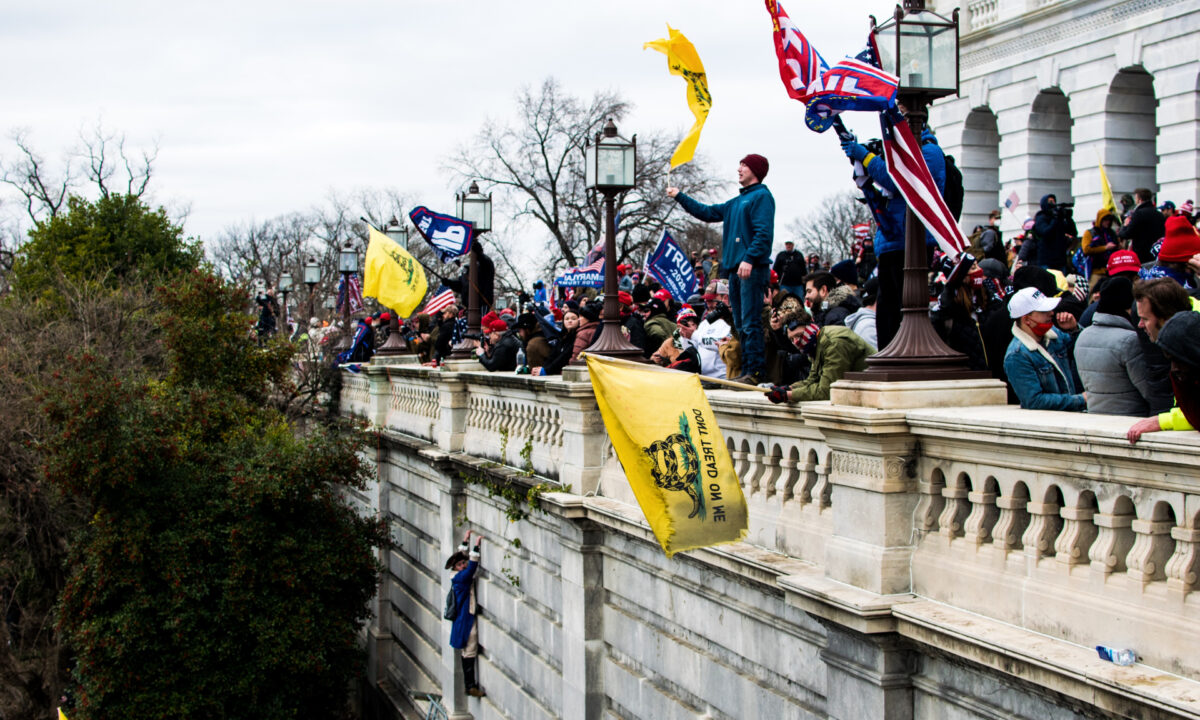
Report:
667,154,775,383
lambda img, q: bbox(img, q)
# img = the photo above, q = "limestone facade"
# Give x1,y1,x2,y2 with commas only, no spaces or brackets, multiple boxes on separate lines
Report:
344,365,1200,719
927,0,1200,236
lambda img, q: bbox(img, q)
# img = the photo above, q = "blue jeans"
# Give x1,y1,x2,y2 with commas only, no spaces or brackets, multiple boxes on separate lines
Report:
728,265,768,378
779,284,805,300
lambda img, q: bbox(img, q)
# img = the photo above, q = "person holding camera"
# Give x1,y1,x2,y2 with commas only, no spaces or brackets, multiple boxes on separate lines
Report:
1019,194,1077,271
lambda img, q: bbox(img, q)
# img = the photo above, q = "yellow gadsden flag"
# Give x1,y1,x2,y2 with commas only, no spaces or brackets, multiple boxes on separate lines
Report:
585,354,747,556
363,226,427,317
1098,157,1118,219
644,26,712,169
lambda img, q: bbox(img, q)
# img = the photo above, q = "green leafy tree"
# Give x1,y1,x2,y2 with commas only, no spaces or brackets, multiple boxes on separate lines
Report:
43,269,386,719
11,193,201,298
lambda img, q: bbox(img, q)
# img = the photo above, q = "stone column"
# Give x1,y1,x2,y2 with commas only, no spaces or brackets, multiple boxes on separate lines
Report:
436,373,470,454
1153,58,1200,205
559,519,605,720
820,623,914,720
367,364,390,428
551,379,606,495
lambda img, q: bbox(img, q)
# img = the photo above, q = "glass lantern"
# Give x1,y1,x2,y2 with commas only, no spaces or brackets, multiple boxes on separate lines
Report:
585,118,636,192
872,0,959,97
303,256,320,286
338,240,358,274
455,182,492,233
278,271,293,293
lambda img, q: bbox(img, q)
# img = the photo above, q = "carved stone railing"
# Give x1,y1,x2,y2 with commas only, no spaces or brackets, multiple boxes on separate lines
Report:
460,374,565,477
966,0,999,32
379,366,441,443
339,370,372,419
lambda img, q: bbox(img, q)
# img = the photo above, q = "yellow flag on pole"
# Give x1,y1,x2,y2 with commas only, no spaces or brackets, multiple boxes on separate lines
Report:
585,354,747,556
644,26,712,169
1098,156,1118,218
362,226,427,317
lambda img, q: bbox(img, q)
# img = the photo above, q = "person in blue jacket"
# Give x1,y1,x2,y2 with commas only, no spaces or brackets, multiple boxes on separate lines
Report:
841,125,946,350
446,530,485,697
1003,287,1087,411
667,154,775,384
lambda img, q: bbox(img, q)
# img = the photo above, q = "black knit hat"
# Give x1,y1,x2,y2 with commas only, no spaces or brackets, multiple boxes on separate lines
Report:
1097,276,1133,317
631,284,651,304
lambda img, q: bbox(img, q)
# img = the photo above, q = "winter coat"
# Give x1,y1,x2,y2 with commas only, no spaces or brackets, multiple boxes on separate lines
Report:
844,307,877,348
449,544,479,650
692,317,733,378
524,330,553,369
773,248,806,285
1074,312,1156,416
979,226,1006,264
674,183,775,273
786,326,876,402
571,321,599,363
1021,194,1072,270
1080,208,1120,276
862,129,946,257
1119,200,1166,264
643,315,677,357
478,330,522,372
541,328,576,375
820,285,862,327
1003,324,1086,411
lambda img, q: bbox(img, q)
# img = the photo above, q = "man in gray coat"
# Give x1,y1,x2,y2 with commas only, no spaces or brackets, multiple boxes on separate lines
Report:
1075,277,1161,415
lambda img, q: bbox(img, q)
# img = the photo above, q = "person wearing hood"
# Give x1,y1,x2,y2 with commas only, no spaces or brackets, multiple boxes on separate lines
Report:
764,308,876,403
844,276,878,348
1119,188,1166,264
1075,277,1159,416
640,298,677,357
842,125,945,350
1019,194,1075,271
1002,287,1086,411
1127,309,1200,443
1080,208,1121,287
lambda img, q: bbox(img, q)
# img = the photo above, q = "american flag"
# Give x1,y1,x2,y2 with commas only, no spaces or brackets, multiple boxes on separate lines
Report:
766,0,828,104
878,106,968,259
1004,191,1020,213
336,272,365,315
852,223,872,242
420,286,456,316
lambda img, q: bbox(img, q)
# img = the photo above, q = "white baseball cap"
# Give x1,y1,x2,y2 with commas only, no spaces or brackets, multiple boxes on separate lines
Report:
1008,287,1060,319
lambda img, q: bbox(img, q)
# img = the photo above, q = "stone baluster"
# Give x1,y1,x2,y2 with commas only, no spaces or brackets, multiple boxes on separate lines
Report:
776,456,799,503
1054,505,1096,569
991,494,1028,553
1126,516,1175,584
938,485,970,541
798,455,818,506
742,447,765,496
1165,526,1200,595
730,448,750,488
914,477,945,536
1088,510,1134,577
962,486,998,547
760,453,782,499
1021,500,1062,562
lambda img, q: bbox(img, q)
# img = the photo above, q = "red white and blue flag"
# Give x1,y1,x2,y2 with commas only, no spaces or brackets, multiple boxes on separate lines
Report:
879,106,968,259
337,272,365,315
766,0,828,105
420,286,456,316
555,256,605,288
807,40,898,123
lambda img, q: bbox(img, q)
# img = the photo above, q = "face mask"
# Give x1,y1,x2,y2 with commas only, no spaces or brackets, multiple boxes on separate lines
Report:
1029,321,1053,338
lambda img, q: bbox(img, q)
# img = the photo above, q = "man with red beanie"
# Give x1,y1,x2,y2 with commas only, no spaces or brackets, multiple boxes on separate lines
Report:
1139,215,1200,290
666,153,775,384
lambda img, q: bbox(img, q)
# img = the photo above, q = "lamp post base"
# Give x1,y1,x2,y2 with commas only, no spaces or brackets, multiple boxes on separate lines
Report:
375,317,409,355
575,320,646,364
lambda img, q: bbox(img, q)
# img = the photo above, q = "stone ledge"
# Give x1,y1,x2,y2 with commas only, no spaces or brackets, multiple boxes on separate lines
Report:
779,568,915,636
829,378,1008,409
895,600,1200,719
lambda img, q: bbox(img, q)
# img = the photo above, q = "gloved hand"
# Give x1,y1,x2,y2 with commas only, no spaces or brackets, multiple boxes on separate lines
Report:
766,385,791,404
841,139,869,162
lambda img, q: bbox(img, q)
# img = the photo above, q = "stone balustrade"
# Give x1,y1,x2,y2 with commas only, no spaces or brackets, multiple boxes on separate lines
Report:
344,365,1200,718
966,0,999,32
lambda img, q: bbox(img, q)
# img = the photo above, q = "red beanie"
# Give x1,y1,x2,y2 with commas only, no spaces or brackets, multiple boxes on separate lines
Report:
1158,215,1200,262
617,291,633,307
740,153,769,182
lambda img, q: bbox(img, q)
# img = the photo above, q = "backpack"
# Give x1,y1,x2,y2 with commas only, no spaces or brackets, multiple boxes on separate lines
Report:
443,587,459,620
942,154,964,221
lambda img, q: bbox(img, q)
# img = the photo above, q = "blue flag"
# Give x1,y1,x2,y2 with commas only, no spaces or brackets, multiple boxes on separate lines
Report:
805,36,898,132
555,257,605,288
409,206,475,263
645,230,698,302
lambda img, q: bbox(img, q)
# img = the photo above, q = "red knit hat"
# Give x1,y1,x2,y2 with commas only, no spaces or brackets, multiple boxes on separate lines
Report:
740,153,769,182
1157,215,1200,262
617,291,633,307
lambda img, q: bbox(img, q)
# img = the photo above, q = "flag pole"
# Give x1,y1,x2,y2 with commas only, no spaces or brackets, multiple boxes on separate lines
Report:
579,352,767,392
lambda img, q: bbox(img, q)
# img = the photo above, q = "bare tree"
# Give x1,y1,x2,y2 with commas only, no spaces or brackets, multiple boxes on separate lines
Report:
0,131,72,224
447,78,721,281
78,122,156,201
785,190,873,264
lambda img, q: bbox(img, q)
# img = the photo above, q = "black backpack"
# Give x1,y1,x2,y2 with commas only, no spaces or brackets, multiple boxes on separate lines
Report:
443,587,459,620
942,154,964,221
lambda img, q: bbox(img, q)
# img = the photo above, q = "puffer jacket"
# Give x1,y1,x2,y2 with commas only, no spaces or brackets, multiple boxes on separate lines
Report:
1074,313,1156,416
674,183,775,273
820,285,862,327
862,128,946,256
786,326,876,402
642,314,677,357
1003,324,1085,411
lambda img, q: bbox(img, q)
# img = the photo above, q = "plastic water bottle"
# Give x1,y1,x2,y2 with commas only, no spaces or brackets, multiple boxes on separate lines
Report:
1095,645,1136,666
516,348,527,371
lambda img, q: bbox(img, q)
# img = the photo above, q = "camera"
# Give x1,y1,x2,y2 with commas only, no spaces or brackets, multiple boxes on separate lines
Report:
1055,202,1074,220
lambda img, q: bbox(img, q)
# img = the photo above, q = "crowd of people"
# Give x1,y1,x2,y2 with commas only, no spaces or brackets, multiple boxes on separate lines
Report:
327,146,1200,444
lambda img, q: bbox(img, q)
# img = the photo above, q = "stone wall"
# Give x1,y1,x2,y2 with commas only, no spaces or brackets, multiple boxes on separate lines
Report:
349,365,1200,719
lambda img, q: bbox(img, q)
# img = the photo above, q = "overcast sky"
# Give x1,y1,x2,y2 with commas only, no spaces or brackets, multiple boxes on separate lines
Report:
0,0,904,256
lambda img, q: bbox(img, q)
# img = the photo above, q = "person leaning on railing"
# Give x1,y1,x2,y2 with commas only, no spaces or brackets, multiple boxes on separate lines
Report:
1126,278,1199,443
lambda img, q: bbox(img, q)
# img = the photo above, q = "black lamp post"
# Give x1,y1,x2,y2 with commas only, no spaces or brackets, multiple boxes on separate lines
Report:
847,0,982,381
278,271,293,332
449,182,492,360
303,255,320,322
580,118,645,361
334,240,359,353
376,218,414,355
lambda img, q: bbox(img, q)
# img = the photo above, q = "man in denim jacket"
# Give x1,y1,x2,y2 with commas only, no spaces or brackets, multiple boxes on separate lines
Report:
1003,287,1086,411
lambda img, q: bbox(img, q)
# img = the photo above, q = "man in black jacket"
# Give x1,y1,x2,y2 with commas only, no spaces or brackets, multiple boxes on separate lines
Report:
773,240,806,298
475,316,521,371
1120,188,1167,264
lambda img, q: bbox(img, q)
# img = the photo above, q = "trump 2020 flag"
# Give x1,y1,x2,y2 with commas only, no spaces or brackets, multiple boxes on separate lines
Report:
585,354,747,556
409,206,474,263
644,26,712,168
363,227,428,317
645,230,698,302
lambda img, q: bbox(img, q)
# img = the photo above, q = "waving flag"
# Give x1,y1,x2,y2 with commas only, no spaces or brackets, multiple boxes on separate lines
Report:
645,26,712,168
1004,191,1020,214
556,257,605,288
879,106,968,259
409,206,474,263
363,227,428,316
1097,156,1118,219
336,272,365,315
806,39,898,130
766,0,827,104
420,286,457,316
645,230,699,302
